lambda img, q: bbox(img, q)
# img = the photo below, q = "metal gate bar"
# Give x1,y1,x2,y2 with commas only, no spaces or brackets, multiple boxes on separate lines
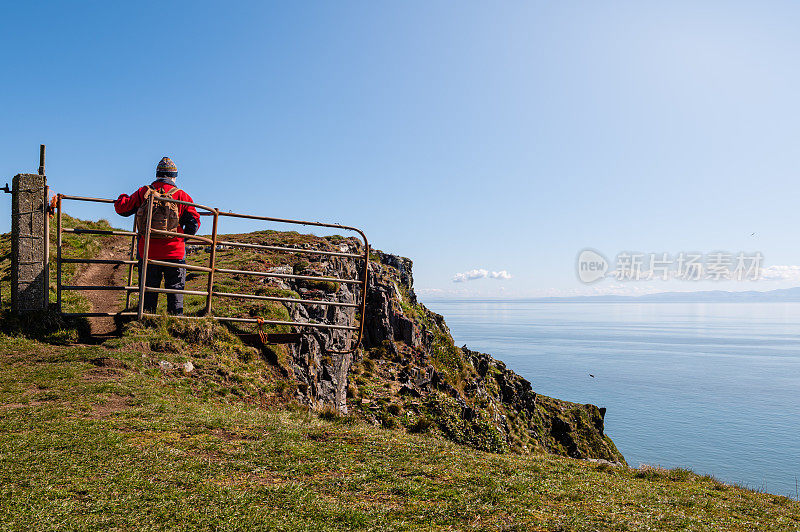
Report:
215,239,363,259
212,291,360,308
214,266,362,284
56,194,139,314
55,191,369,354
148,259,214,273
136,313,359,330
213,210,369,353
61,285,138,291
60,258,138,265
62,228,138,237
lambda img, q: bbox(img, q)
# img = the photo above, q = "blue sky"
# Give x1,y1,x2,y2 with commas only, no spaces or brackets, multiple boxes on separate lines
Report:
2,2,800,298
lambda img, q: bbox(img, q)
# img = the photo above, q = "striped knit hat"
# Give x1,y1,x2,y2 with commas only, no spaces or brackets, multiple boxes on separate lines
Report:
156,156,178,178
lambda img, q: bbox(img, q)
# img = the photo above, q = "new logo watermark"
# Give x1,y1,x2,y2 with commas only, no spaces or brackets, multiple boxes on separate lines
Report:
576,250,763,284
577,249,609,283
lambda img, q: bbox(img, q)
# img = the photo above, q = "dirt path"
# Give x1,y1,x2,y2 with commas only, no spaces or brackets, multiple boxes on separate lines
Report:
73,237,133,336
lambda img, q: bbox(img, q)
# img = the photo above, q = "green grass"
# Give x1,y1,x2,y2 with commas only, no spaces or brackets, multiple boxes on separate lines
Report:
51,214,129,314
2,214,124,313
1,214,129,343
0,333,797,531
2,216,799,529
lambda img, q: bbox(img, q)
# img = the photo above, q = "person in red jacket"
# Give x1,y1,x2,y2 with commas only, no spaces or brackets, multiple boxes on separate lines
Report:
114,157,201,315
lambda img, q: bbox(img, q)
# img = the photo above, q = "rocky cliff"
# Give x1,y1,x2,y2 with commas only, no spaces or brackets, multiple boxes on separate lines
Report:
272,241,624,463
4,220,624,463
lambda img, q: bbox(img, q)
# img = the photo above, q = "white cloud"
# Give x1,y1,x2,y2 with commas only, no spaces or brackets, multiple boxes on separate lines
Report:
417,288,444,295
760,265,800,282
452,268,512,282
453,269,488,282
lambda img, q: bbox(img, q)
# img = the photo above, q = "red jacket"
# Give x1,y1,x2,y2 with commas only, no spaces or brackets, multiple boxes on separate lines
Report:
114,181,201,260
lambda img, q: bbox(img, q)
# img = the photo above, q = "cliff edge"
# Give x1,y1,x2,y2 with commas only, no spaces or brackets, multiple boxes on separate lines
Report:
276,244,624,463
2,221,624,463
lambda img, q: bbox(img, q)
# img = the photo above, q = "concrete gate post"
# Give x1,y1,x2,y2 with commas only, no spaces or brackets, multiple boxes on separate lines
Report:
10,173,49,313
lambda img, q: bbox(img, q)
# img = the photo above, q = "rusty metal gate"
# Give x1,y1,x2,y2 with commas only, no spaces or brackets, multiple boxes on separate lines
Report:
55,192,369,354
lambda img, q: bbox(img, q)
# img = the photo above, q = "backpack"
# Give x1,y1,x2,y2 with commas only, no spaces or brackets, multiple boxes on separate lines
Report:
136,185,182,238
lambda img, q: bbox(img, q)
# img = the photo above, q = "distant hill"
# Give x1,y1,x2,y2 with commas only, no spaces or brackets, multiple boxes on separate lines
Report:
534,286,800,303
426,287,800,304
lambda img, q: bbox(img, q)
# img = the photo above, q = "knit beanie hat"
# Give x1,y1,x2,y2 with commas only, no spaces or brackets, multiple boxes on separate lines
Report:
156,156,178,178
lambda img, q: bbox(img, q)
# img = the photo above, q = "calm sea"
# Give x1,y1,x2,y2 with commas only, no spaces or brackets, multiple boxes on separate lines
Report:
423,299,800,499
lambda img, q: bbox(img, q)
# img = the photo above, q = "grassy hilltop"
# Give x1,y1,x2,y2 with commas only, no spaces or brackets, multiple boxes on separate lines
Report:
0,218,798,530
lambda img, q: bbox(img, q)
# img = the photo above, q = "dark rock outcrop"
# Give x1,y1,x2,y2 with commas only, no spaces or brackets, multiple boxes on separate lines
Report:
279,244,625,463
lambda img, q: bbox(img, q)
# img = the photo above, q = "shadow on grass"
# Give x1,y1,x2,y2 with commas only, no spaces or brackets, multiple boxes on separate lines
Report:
0,305,90,345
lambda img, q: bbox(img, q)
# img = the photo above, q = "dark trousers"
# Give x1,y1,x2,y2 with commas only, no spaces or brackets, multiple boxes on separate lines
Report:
142,259,186,315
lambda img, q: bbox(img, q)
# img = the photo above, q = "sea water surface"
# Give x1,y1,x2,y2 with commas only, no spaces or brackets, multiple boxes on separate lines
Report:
422,300,800,499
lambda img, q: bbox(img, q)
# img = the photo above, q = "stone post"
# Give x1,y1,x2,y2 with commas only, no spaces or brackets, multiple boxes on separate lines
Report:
10,173,49,313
